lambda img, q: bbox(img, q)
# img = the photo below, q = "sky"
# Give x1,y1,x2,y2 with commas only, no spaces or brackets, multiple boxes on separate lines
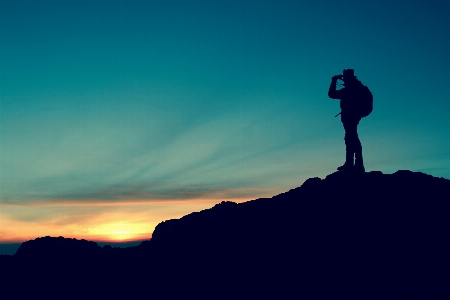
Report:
1,0,449,249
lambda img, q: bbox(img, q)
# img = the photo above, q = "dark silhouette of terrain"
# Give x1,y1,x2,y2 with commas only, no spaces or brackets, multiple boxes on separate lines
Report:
1,170,449,299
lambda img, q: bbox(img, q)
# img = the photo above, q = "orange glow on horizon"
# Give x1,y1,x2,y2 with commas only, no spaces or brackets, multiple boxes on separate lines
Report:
0,197,255,244
85,221,152,242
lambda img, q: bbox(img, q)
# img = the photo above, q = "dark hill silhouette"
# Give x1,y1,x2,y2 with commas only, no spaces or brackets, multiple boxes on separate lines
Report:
1,170,449,299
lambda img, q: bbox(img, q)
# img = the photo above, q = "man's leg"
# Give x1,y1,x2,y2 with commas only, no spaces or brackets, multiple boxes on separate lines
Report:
338,121,356,171
354,132,364,169
340,118,364,172
352,119,364,172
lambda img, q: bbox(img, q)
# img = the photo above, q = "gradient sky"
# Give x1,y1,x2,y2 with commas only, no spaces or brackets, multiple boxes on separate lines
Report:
1,0,449,245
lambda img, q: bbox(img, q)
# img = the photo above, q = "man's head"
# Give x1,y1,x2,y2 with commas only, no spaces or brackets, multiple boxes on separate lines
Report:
343,69,356,83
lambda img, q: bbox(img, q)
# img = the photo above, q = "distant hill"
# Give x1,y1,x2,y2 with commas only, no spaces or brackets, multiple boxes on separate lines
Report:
1,170,449,299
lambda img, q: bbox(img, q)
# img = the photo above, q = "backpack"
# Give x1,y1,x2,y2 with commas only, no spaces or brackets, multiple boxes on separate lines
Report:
358,84,373,118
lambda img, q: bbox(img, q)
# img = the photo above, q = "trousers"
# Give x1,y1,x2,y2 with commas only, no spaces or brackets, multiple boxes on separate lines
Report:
341,114,362,165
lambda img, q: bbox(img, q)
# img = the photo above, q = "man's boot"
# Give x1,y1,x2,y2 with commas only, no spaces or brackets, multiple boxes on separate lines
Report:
354,154,365,173
337,151,354,171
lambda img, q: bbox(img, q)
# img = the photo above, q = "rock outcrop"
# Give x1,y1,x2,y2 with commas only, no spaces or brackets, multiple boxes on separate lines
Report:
1,170,449,299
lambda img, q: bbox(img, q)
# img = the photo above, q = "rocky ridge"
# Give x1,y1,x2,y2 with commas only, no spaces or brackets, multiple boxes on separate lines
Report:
1,170,449,299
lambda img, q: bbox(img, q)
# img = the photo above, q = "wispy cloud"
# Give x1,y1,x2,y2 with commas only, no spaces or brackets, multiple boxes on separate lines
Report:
1,106,325,203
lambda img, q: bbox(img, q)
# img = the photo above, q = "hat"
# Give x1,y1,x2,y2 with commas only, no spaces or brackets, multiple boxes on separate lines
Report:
343,69,355,77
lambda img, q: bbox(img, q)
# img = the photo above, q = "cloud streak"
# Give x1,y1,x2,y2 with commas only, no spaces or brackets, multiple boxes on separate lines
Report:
1,106,323,203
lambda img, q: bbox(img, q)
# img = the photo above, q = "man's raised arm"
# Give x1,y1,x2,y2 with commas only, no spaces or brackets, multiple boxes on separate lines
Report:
328,75,343,99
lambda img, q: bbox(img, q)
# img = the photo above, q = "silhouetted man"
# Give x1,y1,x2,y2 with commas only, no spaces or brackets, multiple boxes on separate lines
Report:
328,69,372,173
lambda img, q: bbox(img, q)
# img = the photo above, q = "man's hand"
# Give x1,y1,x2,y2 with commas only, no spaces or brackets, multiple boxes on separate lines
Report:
332,75,343,81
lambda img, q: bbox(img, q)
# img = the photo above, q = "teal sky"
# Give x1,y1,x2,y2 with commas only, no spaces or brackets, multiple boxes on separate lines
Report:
1,0,449,242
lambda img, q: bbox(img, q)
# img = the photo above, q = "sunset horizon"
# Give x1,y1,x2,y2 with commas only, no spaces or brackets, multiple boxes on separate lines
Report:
0,197,258,245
